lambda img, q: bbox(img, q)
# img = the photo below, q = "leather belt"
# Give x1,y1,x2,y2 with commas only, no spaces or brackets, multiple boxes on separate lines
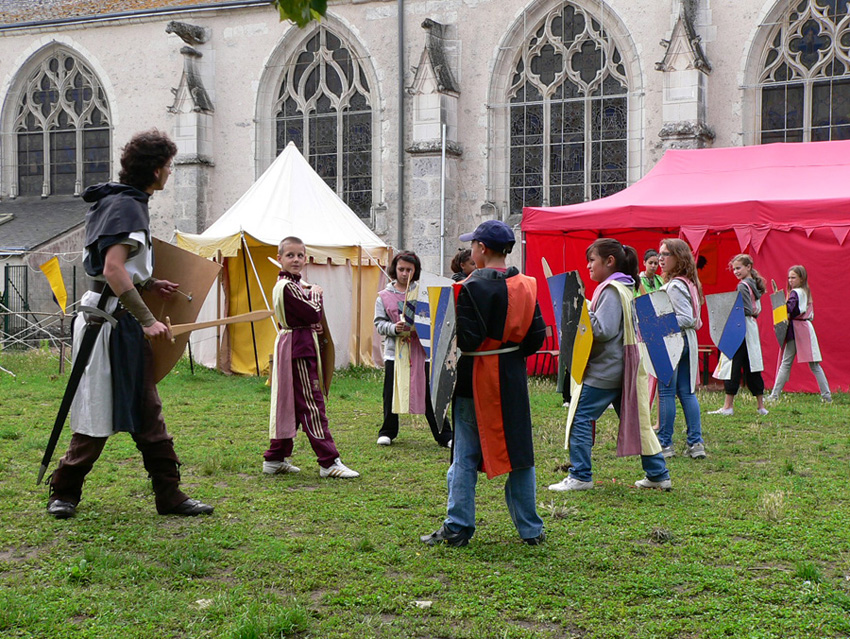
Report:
461,345,520,356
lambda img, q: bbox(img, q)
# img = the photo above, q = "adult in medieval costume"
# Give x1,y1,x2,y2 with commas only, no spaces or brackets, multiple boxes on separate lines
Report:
47,130,213,519
374,251,452,448
767,265,831,402
421,221,546,547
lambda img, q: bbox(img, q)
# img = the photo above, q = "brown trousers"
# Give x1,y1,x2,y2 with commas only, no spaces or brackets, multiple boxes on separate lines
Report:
49,341,189,514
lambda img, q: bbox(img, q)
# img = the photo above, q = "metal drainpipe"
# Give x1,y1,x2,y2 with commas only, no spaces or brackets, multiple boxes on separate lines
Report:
397,0,405,249
440,122,446,275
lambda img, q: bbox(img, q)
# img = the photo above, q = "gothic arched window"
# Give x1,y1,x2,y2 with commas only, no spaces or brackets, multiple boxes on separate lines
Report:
274,27,373,218
759,0,850,143
14,49,110,197
508,3,628,213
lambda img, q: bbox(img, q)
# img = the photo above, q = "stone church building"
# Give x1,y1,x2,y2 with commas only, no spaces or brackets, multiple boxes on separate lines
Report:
0,0,846,302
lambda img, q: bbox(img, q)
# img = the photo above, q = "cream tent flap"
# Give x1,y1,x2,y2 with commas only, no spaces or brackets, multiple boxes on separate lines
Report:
177,231,388,265
175,142,387,265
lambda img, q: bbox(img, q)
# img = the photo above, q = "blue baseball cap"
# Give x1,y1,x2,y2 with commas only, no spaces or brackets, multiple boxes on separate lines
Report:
459,220,515,251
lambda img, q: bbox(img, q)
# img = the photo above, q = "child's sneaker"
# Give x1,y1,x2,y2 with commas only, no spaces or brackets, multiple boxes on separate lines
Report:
685,442,706,459
548,476,594,492
757,407,769,416
320,458,360,479
376,436,392,446
635,477,672,490
263,458,301,474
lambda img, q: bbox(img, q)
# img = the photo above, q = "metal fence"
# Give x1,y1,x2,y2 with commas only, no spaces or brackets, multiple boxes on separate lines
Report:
1,263,79,351
2,264,29,347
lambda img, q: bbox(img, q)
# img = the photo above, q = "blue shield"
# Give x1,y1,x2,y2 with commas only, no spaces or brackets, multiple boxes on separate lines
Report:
706,291,746,358
413,299,432,358
634,290,684,386
428,286,457,429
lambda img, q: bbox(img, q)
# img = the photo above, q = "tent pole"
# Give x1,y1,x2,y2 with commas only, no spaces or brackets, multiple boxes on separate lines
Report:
215,249,222,372
356,246,362,367
240,234,261,376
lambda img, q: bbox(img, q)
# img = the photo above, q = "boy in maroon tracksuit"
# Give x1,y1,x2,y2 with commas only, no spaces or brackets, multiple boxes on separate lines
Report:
262,236,359,478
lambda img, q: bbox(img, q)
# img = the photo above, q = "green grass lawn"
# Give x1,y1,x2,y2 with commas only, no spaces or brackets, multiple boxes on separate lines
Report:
1,350,849,638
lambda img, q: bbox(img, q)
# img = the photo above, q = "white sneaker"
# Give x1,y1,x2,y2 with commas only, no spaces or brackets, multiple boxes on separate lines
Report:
635,477,672,490
320,458,360,479
446,439,452,449
548,476,594,492
708,407,734,416
757,407,769,416
263,458,301,474
376,436,392,446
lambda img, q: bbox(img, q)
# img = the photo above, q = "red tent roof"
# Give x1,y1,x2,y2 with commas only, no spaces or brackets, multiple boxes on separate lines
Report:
522,140,850,237
521,140,850,392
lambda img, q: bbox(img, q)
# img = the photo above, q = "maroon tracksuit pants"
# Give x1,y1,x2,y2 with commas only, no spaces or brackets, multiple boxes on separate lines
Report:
264,355,340,467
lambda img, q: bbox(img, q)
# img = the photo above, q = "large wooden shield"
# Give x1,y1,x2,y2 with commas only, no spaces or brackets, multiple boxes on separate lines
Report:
770,289,788,347
634,290,684,386
142,238,221,383
549,271,593,392
705,291,746,358
428,285,457,430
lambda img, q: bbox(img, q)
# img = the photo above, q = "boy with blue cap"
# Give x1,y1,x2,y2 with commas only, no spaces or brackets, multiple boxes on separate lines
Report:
421,220,547,546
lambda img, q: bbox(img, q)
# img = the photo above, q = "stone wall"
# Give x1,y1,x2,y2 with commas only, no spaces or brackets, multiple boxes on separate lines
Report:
0,0,783,278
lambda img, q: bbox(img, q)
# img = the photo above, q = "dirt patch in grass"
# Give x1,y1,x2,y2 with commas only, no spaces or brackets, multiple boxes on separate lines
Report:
0,546,43,562
515,619,585,637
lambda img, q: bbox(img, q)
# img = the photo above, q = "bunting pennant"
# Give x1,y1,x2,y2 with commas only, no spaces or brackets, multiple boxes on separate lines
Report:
680,227,707,251
831,226,850,245
38,256,68,314
733,227,752,252
750,226,770,254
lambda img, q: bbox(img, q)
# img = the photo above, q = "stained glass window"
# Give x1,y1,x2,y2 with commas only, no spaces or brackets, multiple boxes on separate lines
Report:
14,50,110,197
274,28,373,219
508,3,628,214
759,0,850,143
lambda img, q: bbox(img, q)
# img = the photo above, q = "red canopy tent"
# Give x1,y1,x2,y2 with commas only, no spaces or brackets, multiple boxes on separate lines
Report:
522,140,850,392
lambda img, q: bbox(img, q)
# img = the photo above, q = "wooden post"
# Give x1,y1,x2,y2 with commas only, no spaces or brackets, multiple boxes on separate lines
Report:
215,249,222,372
58,315,65,375
355,246,362,366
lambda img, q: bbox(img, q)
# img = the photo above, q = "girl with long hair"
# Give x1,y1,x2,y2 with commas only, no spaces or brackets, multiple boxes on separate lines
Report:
767,265,831,402
549,238,670,492
656,239,706,458
709,254,769,416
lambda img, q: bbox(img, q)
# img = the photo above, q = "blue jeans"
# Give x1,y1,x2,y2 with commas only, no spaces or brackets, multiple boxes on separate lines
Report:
444,396,543,540
657,342,703,448
569,384,669,483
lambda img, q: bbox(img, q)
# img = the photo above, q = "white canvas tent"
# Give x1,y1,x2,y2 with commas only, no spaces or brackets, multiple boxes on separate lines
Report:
177,142,390,375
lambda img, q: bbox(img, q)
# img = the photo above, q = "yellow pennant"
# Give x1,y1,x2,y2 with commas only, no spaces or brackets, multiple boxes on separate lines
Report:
39,256,68,314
